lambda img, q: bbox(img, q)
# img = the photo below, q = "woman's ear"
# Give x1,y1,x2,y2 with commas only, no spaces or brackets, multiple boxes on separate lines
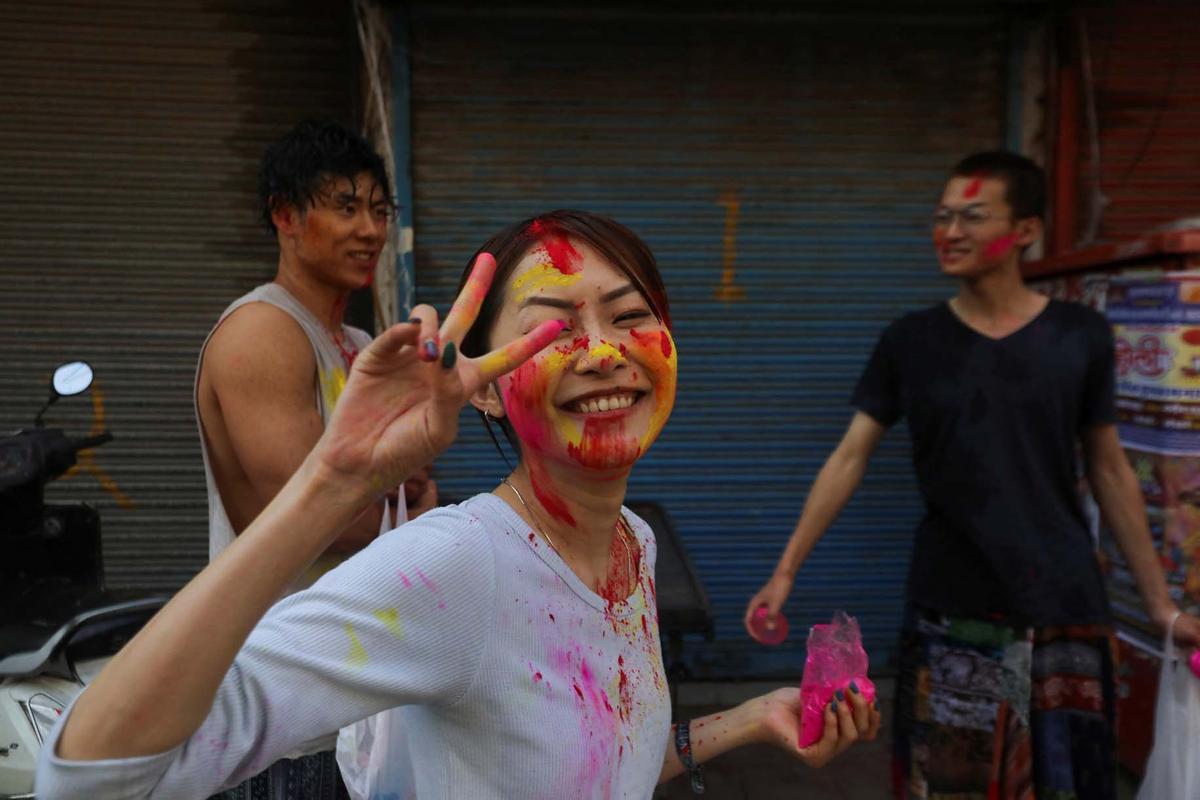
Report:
469,381,507,418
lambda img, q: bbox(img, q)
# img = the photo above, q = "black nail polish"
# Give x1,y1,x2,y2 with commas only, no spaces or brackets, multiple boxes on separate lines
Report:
441,342,457,369
835,689,845,702
408,317,421,325
423,339,437,360
831,699,838,713
849,681,860,694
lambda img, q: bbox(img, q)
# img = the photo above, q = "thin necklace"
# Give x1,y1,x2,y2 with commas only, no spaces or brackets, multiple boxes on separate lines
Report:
502,477,634,592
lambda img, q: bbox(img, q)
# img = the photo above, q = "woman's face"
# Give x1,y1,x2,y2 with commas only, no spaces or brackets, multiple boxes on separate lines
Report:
487,239,676,474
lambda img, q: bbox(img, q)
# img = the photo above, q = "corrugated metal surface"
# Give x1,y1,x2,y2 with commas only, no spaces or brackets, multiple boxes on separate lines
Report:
1085,2,1200,241
404,5,1007,676
0,1,354,590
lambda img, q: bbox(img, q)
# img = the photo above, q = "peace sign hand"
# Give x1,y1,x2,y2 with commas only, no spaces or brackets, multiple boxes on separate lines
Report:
312,253,563,509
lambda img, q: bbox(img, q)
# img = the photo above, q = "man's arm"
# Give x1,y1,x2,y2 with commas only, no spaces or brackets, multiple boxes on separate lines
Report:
1084,423,1200,646
743,411,886,635
202,302,383,552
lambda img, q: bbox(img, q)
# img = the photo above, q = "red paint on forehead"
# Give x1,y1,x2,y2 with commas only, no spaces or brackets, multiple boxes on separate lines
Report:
964,177,984,199
527,218,582,275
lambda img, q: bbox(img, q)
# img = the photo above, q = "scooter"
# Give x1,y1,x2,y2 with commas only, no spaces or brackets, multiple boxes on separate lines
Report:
0,362,166,798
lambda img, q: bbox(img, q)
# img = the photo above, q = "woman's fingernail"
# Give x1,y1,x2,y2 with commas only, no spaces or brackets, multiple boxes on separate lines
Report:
831,699,839,713
422,339,438,360
441,342,457,369
873,699,880,710
407,317,421,325
836,689,846,702
849,681,860,694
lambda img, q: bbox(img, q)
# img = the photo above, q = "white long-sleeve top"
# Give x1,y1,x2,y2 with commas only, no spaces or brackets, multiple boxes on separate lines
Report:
36,494,672,799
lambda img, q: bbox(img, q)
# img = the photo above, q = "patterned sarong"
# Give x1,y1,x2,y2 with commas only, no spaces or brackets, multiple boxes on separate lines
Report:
892,606,1117,800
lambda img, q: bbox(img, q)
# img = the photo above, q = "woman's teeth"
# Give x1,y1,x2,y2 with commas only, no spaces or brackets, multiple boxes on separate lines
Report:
572,393,637,414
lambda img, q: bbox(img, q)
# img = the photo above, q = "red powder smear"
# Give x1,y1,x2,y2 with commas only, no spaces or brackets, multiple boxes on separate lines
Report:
527,218,582,275
527,532,536,543
714,715,722,721
963,177,984,199
396,569,413,589
574,301,586,310
648,576,657,605
533,672,543,683
530,467,577,527
984,233,1019,260
566,416,640,470
618,655,624,666
640,614,649,637
556,335,591,356
617,669,632,721
629,328,672,360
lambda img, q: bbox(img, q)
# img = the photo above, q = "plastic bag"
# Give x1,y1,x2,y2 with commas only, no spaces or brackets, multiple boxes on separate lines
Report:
1137,614,1200,799
336,706,416,800
798,610,877,748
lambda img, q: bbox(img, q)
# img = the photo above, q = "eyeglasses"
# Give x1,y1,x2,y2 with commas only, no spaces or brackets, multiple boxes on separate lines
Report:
930,207,1011,231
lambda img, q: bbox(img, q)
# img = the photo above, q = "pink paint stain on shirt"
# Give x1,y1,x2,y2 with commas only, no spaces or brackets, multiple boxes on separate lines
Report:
412,566,446,609
395,569,413,588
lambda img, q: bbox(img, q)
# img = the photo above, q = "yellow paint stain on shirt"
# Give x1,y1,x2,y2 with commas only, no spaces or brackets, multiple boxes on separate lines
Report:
319,367,349,411
345,623,369,668
373,607,404,639
511,262,582,303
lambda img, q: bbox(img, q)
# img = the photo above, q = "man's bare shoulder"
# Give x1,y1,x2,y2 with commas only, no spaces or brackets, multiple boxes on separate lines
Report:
204,301,315,392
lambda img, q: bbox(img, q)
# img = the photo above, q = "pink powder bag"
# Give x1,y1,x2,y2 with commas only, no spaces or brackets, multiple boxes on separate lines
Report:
798,611,876,748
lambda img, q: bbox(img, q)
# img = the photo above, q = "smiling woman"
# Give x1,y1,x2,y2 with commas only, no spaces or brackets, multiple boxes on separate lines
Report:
35,211,877,799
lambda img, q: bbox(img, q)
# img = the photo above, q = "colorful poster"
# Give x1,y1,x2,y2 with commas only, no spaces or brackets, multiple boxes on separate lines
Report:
1100,276,1200,632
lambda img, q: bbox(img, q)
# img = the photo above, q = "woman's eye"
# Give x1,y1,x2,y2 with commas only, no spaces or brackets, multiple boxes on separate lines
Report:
616,310,651,325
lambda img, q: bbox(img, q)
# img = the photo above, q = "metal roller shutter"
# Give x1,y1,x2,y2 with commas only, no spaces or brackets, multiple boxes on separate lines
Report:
404,5,1007,676
0,0,355,591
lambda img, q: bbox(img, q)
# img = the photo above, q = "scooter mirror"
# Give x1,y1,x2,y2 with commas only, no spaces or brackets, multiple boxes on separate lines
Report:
51,361,94,397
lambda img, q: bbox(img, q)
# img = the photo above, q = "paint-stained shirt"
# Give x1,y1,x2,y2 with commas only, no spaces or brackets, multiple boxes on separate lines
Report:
36,494,673,800
852,299,1116,626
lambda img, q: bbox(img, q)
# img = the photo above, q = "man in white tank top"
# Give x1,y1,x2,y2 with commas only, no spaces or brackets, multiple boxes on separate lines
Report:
193,121,432,800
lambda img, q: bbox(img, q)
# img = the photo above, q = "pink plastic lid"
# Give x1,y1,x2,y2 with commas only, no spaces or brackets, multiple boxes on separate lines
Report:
750,605,788,645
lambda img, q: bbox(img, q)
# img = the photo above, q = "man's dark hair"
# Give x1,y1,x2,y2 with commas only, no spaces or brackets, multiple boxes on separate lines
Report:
951,151,1045,221
257,120,393,234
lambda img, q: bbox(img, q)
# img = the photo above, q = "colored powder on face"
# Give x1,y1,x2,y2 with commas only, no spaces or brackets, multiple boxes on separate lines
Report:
627,328,678,451
345,623,369,667
567,416,641,471
964,176,984,199
984,232,1019,261
527,219,583,275
373,607,404,639
511,261,582,303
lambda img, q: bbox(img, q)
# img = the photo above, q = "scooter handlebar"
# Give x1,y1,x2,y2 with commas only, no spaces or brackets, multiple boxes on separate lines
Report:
72,431,113,452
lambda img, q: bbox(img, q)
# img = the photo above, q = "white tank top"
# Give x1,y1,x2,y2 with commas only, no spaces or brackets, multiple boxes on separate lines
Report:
194,283,392,594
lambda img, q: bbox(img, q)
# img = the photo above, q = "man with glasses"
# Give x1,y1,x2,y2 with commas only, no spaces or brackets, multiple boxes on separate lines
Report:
745,151,1200,798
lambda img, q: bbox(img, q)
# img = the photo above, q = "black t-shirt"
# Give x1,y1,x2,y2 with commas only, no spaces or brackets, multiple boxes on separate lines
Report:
852,299,1117,626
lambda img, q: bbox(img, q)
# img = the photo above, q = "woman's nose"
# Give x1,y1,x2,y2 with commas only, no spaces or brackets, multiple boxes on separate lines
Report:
574,338,627,374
